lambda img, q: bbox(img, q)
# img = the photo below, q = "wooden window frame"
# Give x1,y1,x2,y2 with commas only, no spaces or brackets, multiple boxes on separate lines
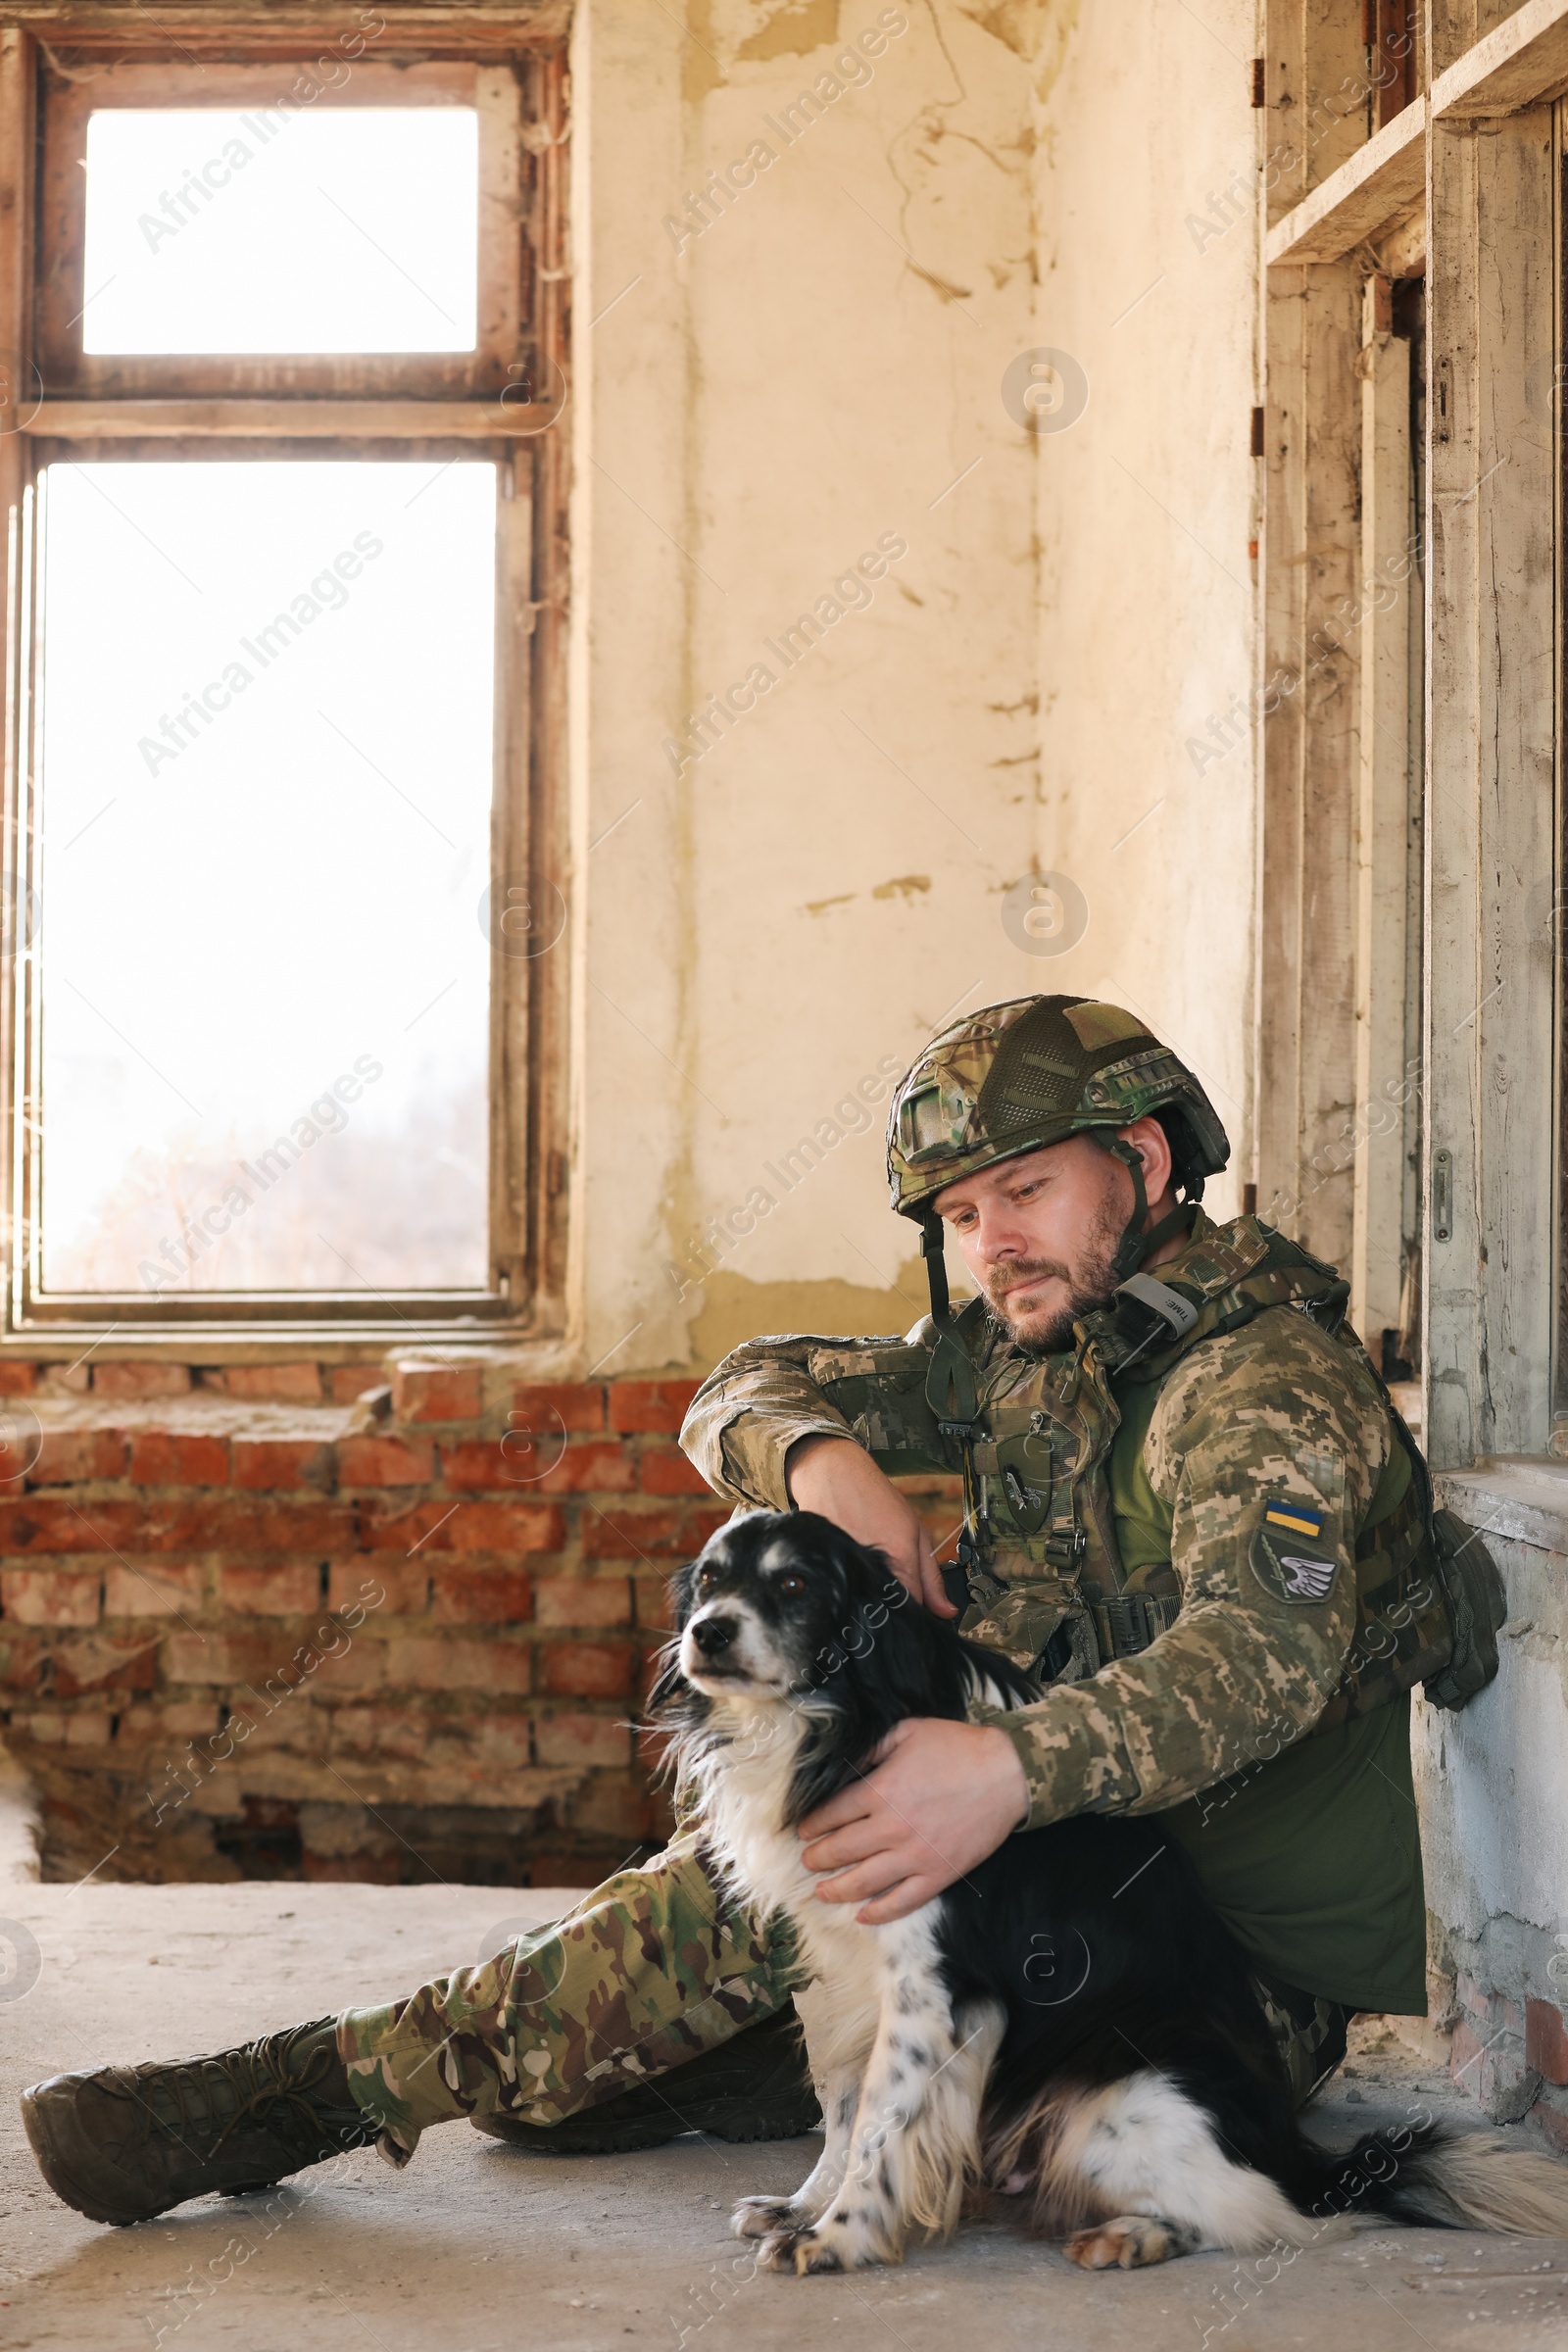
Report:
1260,0,1567,1467
36,57,526,401
0,7,572,1351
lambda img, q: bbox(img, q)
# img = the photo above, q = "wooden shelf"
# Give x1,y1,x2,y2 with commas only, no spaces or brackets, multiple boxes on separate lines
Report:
1267,0,1568,269
1265,97,1427,267
24,399,561,439
1432,0,1568,117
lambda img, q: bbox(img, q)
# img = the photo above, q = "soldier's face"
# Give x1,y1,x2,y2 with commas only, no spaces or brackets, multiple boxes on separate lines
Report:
933,1136,1132,1352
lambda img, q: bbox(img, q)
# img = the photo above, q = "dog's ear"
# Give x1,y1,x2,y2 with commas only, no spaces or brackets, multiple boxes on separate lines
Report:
645,1635,688,1718
666,1556,701,1630
638,1561,701,1722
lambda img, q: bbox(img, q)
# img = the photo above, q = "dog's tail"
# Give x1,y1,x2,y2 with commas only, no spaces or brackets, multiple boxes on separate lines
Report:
1305,2123,1568,2236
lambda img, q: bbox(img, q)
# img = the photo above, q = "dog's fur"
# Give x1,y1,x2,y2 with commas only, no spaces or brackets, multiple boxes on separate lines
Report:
649,1509,1568,2277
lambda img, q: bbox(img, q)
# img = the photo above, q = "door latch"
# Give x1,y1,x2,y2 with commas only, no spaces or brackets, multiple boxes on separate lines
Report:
1432,1147,1453,1243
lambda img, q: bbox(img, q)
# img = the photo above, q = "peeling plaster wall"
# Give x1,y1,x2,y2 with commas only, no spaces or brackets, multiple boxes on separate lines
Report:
1419,1466,1568,2132
575,0,1045,1375
1026,1,1259,1221
572,0,1261,1377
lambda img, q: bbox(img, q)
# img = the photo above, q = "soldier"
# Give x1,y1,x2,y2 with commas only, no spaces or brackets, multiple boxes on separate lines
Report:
21,994,1497,2226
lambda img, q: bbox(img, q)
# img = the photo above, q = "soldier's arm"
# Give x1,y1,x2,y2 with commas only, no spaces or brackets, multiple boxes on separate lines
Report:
679,1325,950,1511
980,1315,1390,1830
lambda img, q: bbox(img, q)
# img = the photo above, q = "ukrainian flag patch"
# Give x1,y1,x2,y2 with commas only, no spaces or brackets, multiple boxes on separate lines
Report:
1250,1497,1338,1606
1263,1500,1326,1542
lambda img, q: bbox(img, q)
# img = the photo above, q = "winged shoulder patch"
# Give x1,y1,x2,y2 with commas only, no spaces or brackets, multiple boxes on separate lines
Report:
1250,1497,1339,1606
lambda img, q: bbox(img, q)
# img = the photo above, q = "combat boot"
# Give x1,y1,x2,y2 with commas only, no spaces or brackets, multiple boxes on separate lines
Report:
22,2017,376,2226
470,2001,820,2154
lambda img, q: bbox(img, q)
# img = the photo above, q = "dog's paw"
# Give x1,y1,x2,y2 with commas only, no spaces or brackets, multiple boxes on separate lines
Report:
731,2196,801,2239
757,2220,891,2276
754,2228,812,2273
767,2226,847,2276
1063,2215,1198,2271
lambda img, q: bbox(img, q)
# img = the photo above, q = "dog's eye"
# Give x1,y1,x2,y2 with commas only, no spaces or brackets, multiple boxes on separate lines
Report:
695,1564,720,1593
776,1573,807,1598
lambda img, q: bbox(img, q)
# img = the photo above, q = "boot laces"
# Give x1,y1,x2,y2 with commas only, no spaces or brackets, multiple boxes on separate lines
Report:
136,2023,345,2159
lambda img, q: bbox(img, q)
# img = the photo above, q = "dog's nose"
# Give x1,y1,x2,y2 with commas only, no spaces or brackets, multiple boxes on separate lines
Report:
691,1614,737,1657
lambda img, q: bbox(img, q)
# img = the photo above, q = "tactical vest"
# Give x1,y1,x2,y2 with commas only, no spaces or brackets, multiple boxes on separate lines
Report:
936,1214,1498,1736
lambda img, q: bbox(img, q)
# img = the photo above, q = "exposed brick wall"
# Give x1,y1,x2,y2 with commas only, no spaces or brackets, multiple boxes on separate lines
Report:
1435,1963,1568,2151
0,1357,964,1888
0,1366,716,1885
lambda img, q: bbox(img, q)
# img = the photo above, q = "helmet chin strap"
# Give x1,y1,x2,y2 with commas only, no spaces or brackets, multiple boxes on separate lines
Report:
917,1213,982,1598
1102,1137,1195,1286
919,1213,978,1428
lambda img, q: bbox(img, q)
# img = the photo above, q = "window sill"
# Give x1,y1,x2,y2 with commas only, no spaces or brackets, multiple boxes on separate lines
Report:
1432,1455,1568,1555
0,1324,567,1367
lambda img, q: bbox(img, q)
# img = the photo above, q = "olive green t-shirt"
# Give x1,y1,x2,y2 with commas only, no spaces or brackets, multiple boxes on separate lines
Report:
1108,1377,1428,2015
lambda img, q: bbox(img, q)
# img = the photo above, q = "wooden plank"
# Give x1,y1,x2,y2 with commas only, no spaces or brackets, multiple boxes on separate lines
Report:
0,4,571,48
1432,0,1568,117
1266,0,1372,226
1265,97,1428,265
1371,0,1418,127
0,26,36,1342
39,57,480,107
488,461,535,1295
1350,277,1415,1353
26,399,560,437
519,36,571,1325
1257,258,1364,1269
1257,265,1308,1234
1422,104,1558,1465
1258,1,1414,1273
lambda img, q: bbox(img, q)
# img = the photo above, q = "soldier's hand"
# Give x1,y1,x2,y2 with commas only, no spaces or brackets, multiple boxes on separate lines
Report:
785,1435,957,1618
798,1718,1031,1921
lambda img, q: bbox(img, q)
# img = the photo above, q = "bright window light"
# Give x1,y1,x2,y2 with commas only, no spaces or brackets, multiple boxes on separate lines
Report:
81,109,479,354
37,460,496,1294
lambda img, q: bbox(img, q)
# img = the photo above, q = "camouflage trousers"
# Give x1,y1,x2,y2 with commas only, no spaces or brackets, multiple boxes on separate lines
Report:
338,1836,1349,2160
337,1833,804,2160
1251,1970,1355,2109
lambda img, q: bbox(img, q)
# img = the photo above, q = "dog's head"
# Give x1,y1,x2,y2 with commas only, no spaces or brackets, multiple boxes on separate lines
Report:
664,1509,910,1705
648,1510,935,1822
648,1510,1037,1823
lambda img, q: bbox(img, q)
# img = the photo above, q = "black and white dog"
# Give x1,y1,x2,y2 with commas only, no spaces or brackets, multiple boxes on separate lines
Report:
651,1509,1568,2277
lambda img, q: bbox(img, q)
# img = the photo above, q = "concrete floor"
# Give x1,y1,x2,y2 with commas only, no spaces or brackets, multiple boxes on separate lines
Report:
1,1882,1566,2351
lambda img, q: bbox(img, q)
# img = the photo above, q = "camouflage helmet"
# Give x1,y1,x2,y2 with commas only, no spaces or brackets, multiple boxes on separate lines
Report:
887,994,1230,1218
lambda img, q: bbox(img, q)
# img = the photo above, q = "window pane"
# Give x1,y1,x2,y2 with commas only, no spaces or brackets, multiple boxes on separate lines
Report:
37,460,495,1295
81,110,478,354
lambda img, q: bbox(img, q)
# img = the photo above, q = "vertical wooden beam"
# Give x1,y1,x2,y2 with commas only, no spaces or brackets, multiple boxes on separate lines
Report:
1351,272,1414,1352
1260,2,1384,1262
526,35,572,1322
1372,1,1418,125
1423,100,1557,1465
0,28,35,1331
1267,1,1376,225
0,25,35,778
1259,255,1363,1262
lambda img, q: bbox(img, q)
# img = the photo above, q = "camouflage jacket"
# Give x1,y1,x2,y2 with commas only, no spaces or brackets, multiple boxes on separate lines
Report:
680,1211,1445,1832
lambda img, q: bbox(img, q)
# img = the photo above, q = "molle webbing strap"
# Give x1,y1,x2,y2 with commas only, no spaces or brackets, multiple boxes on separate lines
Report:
1093,1592,1181,1660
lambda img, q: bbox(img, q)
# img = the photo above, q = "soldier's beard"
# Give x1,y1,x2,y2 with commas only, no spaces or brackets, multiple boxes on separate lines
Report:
982,1185,1127,1355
